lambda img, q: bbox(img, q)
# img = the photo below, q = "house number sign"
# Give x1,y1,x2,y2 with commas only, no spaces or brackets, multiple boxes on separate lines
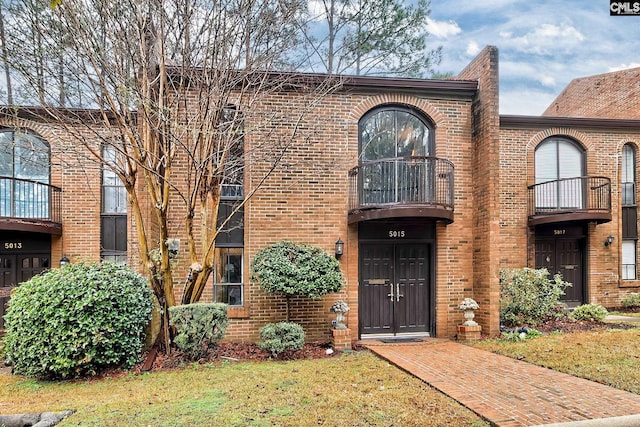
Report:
388,230,406,238
553,229,566,235
3,242,23,249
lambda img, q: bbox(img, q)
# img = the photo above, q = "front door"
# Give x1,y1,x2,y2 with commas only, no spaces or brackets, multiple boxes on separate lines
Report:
0,232,52,330
535,226,585,306
359,243,430,336
0,255,16,329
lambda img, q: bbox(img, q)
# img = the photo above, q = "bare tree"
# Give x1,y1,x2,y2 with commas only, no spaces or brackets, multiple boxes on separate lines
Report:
303,0,441,77
4,0,339,349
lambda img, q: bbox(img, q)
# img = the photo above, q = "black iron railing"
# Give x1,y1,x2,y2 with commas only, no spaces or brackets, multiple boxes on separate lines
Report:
527,176,611,217
349,156,454,211
0,176,62,223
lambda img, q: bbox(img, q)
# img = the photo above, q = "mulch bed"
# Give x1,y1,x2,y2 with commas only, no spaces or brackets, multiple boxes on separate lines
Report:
505,307,640,335
140,340,337,372
534,318,637,334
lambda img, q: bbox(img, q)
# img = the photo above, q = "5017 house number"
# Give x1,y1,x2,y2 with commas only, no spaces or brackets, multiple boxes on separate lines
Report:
388,230,406,238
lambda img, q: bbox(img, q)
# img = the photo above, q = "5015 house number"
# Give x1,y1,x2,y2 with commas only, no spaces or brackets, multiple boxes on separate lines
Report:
388,230,406,238
4,242,23,249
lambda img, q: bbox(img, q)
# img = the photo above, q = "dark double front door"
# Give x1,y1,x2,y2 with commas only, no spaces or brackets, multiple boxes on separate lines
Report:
359,243,431,336
0,232,51,329
535,225,585,306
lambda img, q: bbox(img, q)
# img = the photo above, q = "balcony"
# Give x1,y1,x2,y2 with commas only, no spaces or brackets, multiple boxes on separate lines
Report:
0,176,62,235
528,176,611,226
348,156,454,224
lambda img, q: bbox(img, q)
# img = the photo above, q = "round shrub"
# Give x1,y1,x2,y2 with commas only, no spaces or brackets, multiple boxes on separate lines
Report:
499,268,570,326
3,262,153,379
250,241,344,322
621,292,640,309
259,322,305,358
570,304,608,322
251,241,343,299
169,303,229,360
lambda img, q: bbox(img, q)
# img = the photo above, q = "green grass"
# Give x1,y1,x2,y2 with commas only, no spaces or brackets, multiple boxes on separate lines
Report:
0,352,489,426
607,311,640,317
474,327,640,394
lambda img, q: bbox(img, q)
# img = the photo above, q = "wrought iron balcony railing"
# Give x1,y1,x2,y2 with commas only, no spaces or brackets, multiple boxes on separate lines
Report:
0,176,62,224
527,176,611,225
348,156,454,221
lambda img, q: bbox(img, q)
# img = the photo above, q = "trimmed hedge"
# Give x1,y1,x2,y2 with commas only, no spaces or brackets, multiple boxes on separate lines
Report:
621,292,640,309
169,303,228,359
570,304,608,322
3,262,153,379
259,322,305,358
250,241,343,300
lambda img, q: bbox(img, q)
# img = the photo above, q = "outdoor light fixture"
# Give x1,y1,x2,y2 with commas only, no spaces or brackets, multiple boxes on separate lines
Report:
166,238,180,257
59,255,70,267
604,235,614,247
335,238,344,259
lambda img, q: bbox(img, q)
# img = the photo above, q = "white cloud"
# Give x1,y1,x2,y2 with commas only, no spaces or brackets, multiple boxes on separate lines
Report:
426,17,462,39
466,41,480,56
507,24,585,55
608,62,640,72
539,75,556,87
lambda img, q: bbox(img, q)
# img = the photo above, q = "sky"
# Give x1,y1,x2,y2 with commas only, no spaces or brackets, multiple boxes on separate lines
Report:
426,0,640,115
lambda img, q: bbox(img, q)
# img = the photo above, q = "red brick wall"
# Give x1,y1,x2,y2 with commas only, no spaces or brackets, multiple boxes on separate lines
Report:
0,77,480,343
456,46,502,336
544,67,640,119
499,124,640,306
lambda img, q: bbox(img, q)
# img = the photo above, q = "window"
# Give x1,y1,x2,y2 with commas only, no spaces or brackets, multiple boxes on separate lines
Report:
534,137,584,209
622,143,637,280
0,129,50,219
358,106,435,205
360,107,433,161
213,105,244,306
623,241,637,280
101,144,127,264
622,144,636,206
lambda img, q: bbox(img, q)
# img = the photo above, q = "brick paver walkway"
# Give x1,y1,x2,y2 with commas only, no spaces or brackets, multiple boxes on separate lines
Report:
364,340,640,427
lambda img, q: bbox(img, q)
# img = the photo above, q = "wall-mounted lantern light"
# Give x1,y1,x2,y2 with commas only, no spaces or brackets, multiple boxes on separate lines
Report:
604,235,614,247
60,255,70,267
166,238,180,257
335,238,344,259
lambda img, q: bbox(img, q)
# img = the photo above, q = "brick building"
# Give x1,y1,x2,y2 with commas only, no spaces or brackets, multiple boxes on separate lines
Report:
2,45,640,341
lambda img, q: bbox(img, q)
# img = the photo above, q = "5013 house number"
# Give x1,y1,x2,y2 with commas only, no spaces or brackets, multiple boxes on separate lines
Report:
388,230,406,238
4,242,23,249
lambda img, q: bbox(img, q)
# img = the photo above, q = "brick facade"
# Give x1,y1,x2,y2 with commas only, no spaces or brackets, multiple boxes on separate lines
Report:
3,46,640,342
544,67,640,119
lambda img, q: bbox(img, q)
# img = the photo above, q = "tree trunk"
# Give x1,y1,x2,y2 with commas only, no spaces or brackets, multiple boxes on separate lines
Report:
0,3,12,105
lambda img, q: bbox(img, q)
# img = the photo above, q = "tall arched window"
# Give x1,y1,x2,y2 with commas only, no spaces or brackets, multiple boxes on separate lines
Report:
0,129,50,219
534,137,585,209
358,106,435,205
360,106,433,161
622,143,637,280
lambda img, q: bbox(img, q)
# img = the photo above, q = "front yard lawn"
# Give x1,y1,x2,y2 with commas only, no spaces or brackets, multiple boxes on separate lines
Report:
475,327,640,394
0,351,489,427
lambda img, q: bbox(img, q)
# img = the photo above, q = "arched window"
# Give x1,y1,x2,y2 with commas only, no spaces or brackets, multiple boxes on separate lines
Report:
622,143,637,280
360,106,433,161
358,106,436,206
534,137,585,209
0,129,50,218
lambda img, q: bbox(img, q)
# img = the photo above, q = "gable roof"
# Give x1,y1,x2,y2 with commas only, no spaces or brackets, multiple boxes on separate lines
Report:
543,67,640,119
